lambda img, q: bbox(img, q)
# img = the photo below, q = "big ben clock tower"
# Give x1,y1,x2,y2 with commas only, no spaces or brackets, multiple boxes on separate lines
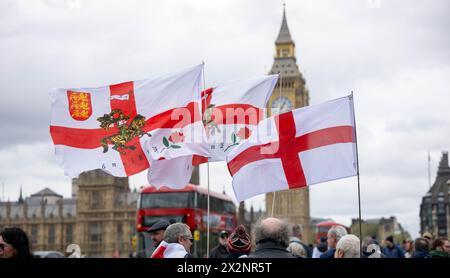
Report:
265,6,313,243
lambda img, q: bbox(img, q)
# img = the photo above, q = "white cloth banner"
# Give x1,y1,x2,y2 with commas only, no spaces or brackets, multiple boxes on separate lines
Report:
147,75,278,188
50,64,207,178
227,95,357,201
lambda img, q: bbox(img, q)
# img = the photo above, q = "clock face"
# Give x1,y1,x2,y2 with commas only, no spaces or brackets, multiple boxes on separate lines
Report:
271,96,293,115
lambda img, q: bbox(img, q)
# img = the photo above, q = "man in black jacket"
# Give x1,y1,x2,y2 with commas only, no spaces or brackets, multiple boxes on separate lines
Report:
209,230,229,258
247,217,296,258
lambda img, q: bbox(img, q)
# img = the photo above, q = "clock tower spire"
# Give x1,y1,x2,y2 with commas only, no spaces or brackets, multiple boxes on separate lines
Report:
266,5,312,244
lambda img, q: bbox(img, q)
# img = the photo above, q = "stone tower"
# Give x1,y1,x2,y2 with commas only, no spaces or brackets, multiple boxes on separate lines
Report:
420,151,450,238
74,169,137,257
265,7,312,243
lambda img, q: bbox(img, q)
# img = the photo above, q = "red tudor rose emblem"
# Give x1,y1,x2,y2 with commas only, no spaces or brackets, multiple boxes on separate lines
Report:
236,127,252,140
67,91,92,121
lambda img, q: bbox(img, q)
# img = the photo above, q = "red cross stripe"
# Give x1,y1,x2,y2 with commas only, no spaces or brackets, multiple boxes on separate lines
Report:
192,88,266,166
201,88,264,126
227,111,355,189
50,81,201,176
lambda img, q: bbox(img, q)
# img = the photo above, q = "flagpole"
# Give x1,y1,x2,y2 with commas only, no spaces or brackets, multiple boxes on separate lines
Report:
207,162,211,257
428,150,431,189
271,191,276,217
201,61,211,258
350,91,363,258
270,75,282,217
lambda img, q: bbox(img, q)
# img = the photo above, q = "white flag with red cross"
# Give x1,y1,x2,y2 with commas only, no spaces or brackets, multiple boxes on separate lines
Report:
147,75,278,188
49,64,208,178
194,74,279,163
150,240,188,258
227,95,358,202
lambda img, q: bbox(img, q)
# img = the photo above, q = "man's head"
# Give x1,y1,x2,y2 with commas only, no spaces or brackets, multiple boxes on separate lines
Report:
254,217,290,248
327,225,348,249
164,223,193,253
334,234,360,258
218,230,229,247
414,237,429,253
147,220,170,247
403,238,413,251
385,235,394,248
287,242,307,257
432,238,450,253
290,224,304,239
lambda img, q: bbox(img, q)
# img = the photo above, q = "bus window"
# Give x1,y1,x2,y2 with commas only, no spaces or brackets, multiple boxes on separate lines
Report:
197,193,207,209
318,226,330,234
224,201,236,214
140,192,195,209
143,215,186,227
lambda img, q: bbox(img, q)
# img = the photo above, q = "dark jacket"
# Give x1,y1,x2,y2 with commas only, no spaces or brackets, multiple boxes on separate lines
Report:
247,240,297,258
429,250,449,258
383,244,405,258
209,244,229,258
319,248,336,258
226,252,248,258
412,250,430,258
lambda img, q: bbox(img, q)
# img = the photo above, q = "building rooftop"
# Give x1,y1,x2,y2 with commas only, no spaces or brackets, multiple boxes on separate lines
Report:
30,187,63,198
424,152,450,204
276,7,294,45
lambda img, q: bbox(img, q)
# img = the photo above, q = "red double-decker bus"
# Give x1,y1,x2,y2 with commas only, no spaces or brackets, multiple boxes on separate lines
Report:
135,184,237,258
315,221,351,242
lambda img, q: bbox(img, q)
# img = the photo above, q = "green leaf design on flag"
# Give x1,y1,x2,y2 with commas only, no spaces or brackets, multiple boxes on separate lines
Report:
163,137,169,147
171,145,181,149
232,133,236,143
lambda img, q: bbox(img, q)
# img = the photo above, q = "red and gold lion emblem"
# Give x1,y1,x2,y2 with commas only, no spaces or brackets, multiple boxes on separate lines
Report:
67,91,92,121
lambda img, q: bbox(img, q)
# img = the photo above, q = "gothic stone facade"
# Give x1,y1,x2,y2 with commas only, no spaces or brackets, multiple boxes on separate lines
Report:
420,152,450,238
0,170,138,258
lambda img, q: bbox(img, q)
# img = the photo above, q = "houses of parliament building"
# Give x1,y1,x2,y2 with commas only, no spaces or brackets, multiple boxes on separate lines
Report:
0,170,138,258
0,7,313,257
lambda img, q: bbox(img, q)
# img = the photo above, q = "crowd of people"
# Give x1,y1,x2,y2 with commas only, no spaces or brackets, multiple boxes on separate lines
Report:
144,217,450,259
1,217,449,258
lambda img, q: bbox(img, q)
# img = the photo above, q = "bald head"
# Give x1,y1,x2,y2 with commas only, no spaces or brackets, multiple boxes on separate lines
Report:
261,217,283,233
254,217,290,248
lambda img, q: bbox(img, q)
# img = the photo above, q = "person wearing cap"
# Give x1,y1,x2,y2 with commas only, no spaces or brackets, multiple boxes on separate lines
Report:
147,220,171,248
209,230,230,258
382,235,404,258
422,232,433,249
226,225,252,258
312,237,328,258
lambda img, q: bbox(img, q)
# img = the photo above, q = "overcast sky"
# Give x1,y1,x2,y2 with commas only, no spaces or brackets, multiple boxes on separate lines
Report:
0,0,449,237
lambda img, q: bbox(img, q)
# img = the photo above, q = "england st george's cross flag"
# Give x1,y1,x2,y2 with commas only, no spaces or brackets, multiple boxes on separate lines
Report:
49,64,209,178
227,95,358,202
147,75,278,189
